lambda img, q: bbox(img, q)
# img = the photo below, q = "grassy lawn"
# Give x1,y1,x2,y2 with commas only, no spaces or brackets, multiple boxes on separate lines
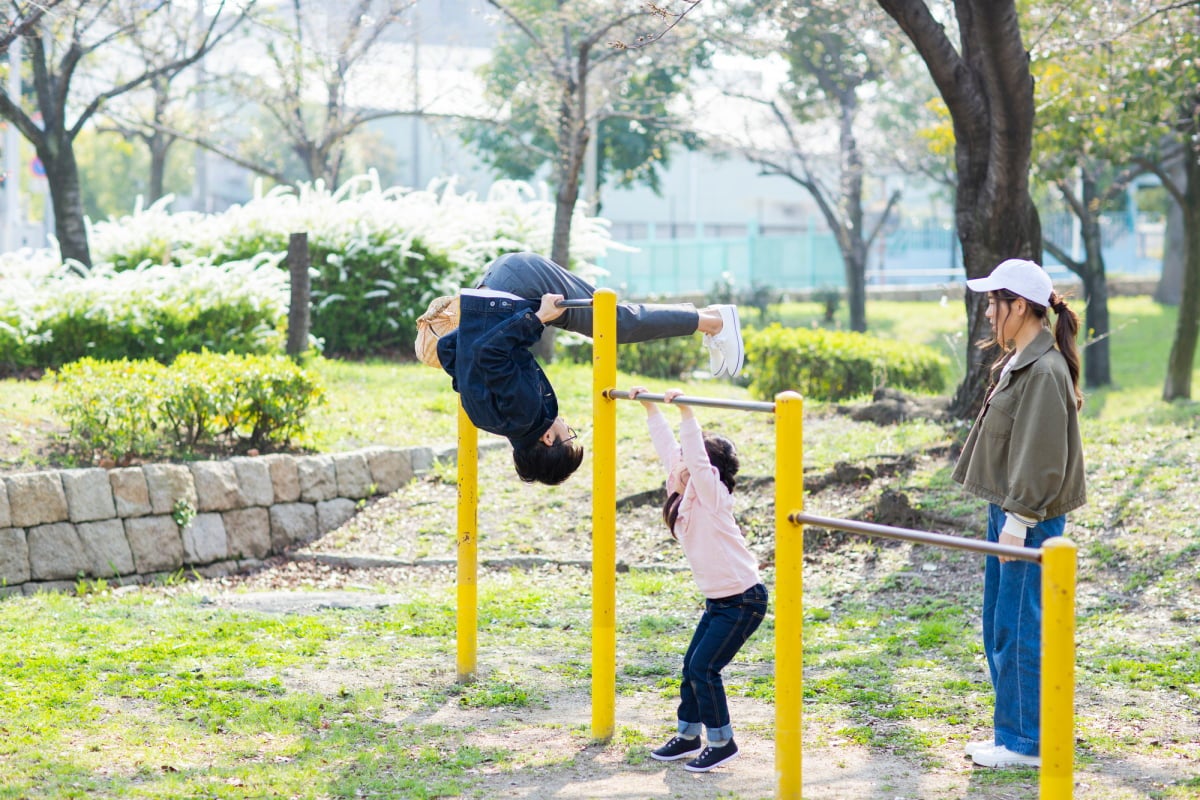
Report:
1,294,1198,798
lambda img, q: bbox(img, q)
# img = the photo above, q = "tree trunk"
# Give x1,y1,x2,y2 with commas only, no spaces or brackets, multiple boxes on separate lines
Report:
1162,151,1200,400
1156,156,1186,305
877,0,1041,419
840,99,868,333
39,139,92,267
148,131,170,204
1078,181,1111,388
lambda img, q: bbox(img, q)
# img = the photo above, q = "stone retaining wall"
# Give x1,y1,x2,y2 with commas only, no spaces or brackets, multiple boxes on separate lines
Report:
0,446,436,596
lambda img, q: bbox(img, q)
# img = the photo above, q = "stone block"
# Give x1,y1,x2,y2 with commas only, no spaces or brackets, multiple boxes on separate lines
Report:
0,527,30,585
232,457,274,507
28,522,89,581
143,464,197,516
77,519,136,577
110,468,152,518
362,446,410,494
190,461,241,512
333,452,372,499
316,497,357,535
223,507,271,560
410,446,435,475
124,515,184,573
269,503,318,550
297,455,337,503
263,453,300,503
0,481,9,527
5,473,68,527
183,513,228,565
62,468,117,523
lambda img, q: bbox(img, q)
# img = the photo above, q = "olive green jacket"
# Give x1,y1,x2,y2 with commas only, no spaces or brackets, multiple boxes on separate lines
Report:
952,328,1087,521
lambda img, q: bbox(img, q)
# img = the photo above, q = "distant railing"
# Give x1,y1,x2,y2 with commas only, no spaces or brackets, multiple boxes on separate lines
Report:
597,214,1162,297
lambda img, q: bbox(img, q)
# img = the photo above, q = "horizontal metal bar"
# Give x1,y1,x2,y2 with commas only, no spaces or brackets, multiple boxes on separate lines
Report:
605,389,776,414
556,298,594,308
789,511,1041,563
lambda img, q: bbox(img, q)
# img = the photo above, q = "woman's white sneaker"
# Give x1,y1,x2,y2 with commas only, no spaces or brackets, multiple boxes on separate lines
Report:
970,744,1041,768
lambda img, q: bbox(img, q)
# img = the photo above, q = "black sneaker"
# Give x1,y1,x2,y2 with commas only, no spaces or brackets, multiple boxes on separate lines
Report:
650,735,703,761
684,739,739,772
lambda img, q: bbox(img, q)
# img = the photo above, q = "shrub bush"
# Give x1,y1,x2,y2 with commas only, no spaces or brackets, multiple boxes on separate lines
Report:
744,324,948,402
50,352,324,461
0,256,288,372
556,331,704,379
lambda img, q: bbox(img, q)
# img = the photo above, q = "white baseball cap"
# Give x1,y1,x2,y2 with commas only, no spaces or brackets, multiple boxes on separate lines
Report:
966,258,1053,307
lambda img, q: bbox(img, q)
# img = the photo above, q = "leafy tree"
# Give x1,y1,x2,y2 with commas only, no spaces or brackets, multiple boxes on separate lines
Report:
0,0,249,267
464,36,701,204
472,0,706,272
1118,1,1200,401
874,0,1042,418
219,0,414,188
1024,0,1156,389
721,0,905,333
0,1,68,54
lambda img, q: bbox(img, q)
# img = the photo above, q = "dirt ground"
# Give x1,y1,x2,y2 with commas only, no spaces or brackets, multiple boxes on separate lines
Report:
6,395,1198,798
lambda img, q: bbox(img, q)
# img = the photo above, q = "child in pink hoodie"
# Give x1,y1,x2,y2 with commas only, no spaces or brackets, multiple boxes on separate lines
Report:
630,386,768,774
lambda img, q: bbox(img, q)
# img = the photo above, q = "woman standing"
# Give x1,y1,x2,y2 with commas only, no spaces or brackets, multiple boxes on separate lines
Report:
953,258,1087,768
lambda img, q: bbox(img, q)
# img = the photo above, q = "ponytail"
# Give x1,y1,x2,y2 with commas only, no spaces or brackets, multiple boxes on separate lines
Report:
1049,292,1083,410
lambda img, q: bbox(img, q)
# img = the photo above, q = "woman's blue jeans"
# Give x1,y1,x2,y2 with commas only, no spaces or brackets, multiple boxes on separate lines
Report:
983,503,1066,756
677,583,768,742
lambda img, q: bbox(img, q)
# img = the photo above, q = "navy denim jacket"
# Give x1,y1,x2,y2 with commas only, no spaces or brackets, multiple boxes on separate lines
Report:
436,293,557,451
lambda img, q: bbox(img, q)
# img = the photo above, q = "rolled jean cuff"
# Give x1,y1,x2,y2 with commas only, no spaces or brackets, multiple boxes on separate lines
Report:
706,722,734,742
677,720,704,738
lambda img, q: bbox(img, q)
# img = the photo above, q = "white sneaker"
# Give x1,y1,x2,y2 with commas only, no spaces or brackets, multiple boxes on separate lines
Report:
970,744,1041,768
708,305,744,377
702,333,726,376
963,739,994,757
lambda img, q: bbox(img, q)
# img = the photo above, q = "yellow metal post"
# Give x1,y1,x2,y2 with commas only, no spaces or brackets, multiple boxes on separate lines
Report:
592,289,618,741
774,391,804,799
1040,537,1077,800
456,402,479,683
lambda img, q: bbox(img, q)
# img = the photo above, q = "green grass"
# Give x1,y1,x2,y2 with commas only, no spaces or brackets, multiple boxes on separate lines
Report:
2,294,1199,797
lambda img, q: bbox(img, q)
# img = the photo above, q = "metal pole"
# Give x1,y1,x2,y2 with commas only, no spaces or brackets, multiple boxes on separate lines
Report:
1040,537,1077,800
789,511,1039,563
605,389,776,414
775,392,804,799
456,402,478,683
591,289,618,741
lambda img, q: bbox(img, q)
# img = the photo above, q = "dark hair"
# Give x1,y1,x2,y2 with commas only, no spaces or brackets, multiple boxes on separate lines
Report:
512,440,585,485
983,288,1083,409
662,433,740,534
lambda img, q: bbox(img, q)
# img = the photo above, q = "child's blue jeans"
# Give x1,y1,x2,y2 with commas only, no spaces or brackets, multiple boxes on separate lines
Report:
983,503,1066,756
676,583,768,742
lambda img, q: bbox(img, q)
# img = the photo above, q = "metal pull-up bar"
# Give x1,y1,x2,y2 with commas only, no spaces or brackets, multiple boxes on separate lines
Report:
790,511,1039,563
555,298,594,308
605,388,776,414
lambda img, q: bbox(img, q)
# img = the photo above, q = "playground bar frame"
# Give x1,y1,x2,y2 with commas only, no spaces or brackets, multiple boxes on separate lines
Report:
786,512,1077,800
453,288,1076,799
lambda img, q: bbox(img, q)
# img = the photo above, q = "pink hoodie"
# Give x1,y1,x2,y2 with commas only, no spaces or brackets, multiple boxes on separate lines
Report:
647,413,761,599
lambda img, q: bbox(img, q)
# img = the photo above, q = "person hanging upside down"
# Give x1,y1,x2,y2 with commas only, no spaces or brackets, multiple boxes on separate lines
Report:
419,251,745,485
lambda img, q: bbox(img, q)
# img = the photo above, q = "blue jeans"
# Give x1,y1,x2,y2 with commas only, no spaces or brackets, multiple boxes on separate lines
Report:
983,503,1066,756
677,583,768,742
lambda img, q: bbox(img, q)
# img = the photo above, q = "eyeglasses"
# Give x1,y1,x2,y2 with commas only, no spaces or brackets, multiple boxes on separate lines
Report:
559,425,578,445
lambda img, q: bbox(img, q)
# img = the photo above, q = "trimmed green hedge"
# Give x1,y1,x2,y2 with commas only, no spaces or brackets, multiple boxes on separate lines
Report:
744,324,948,401
50,352,324,461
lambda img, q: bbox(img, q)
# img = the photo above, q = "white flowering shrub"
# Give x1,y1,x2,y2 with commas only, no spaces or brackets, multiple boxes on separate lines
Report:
0,249,288,371
2,174,618,370
82,172,619,356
